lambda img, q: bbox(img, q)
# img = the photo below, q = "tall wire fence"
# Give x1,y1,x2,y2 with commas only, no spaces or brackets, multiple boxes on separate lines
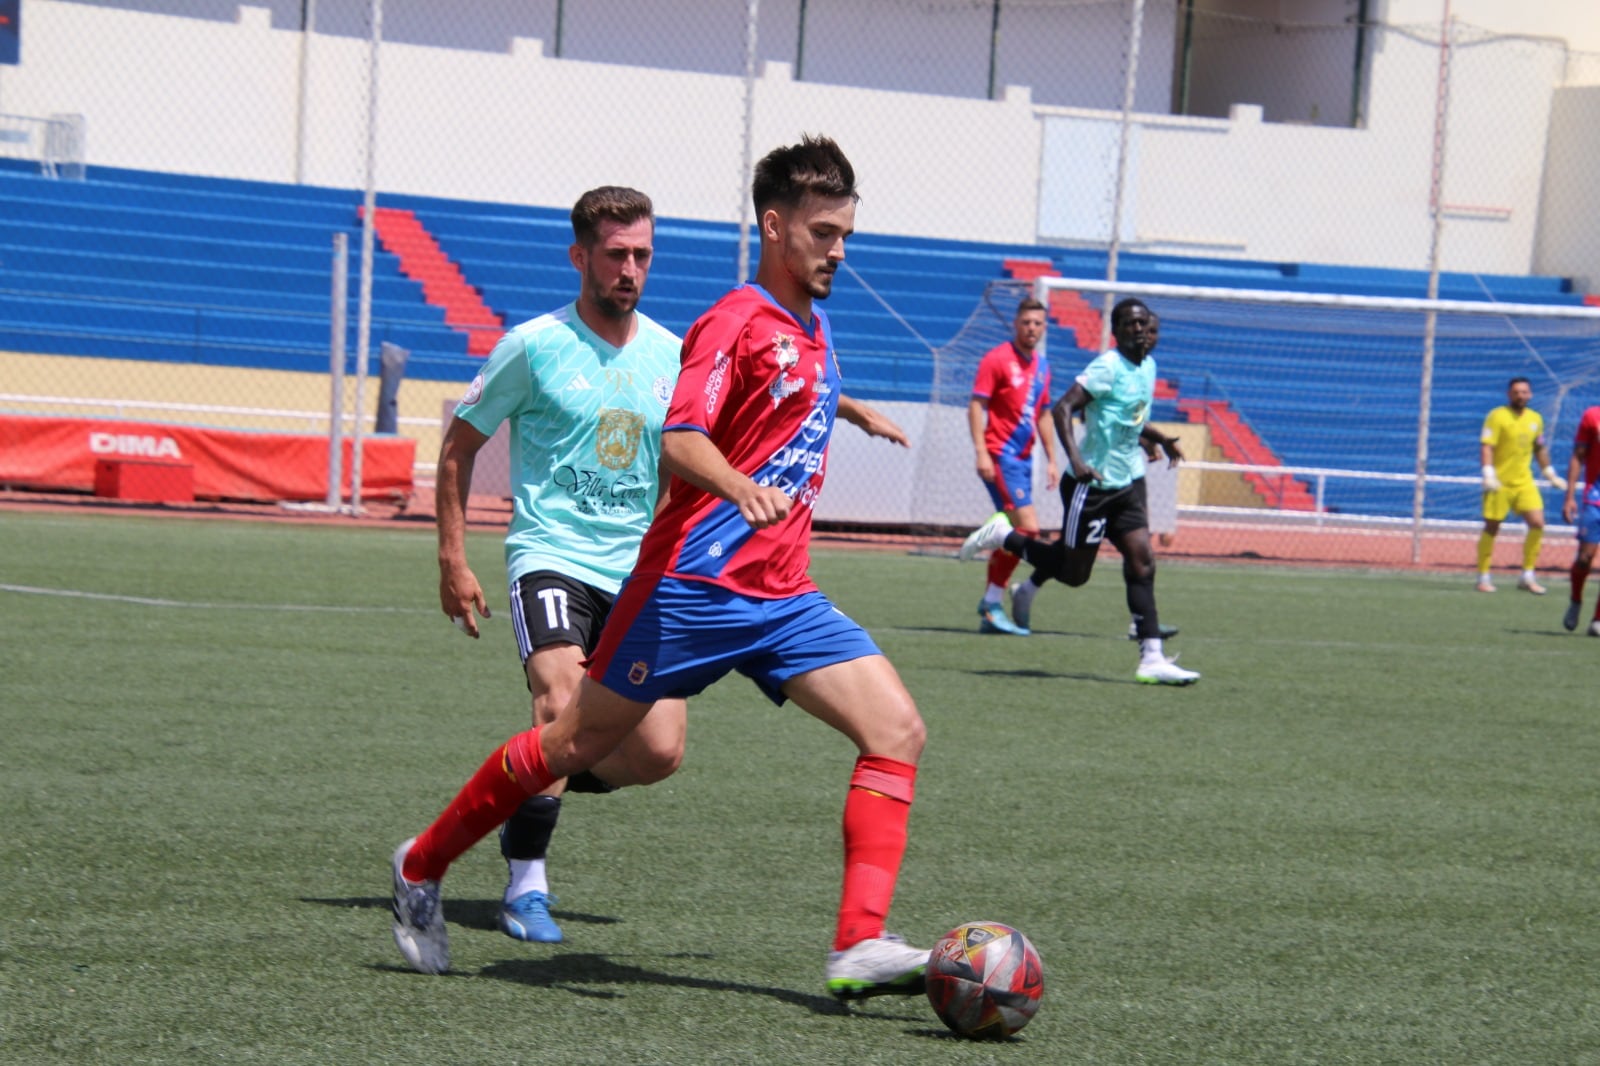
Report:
1,0,1598,558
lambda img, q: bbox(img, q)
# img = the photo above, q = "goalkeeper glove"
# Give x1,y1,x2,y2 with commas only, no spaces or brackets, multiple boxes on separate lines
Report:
1541,465,1568,491
1481,464,1501,492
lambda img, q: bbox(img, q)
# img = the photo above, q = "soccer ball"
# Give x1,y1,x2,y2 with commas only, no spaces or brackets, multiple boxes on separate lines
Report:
925,921,1044,1040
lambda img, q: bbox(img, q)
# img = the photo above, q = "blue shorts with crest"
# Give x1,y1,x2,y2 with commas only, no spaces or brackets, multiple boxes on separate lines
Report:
983,452,1034,512
589,575,882,706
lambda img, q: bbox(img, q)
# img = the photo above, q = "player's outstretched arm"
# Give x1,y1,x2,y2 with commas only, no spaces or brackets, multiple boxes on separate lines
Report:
1140,425,1185,468
1537,442,1568,491
1480,441,1501,492
967,398,995,482
839,393,911,448
435,417,492,637
1052,385,1099,483
1028,397,1061,489
1563,442,1587,523
662,428,793,529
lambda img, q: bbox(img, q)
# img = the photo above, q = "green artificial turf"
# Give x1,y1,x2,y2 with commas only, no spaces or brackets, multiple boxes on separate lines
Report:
3,510,1596,1064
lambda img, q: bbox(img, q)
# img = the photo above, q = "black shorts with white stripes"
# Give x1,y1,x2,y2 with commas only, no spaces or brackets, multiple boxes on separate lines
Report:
509,570,616,663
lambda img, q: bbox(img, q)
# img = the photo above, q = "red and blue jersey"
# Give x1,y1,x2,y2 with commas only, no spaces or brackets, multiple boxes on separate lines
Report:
972,342,1051,460
632,284,839,598
1575,405,1600,504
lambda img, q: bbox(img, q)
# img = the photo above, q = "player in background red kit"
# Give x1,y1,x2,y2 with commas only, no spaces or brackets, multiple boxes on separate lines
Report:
391,135,930,1000
1560,403,1600,635
967,298,1057,635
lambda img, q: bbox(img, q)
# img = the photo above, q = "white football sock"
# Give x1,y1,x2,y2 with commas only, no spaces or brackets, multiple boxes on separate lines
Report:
505,858,549,901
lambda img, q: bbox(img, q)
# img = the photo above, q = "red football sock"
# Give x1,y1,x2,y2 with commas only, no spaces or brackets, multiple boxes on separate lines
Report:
834,754,917,952
986,548,1021,589
1572,560,1591,604
403,729,553,883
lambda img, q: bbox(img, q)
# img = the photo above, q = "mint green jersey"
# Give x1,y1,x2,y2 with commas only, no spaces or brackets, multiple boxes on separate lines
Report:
454,304,681,593
1075,348,1157,490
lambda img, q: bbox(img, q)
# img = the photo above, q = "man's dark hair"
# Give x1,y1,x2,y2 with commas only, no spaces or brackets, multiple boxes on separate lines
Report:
571,186,654,246
1508,376,1532,390
752,135,858,214
1016,297,1046,317
1111,297,1150,329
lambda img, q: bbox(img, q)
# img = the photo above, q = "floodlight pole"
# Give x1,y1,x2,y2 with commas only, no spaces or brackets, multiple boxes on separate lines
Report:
326,232,348,508
1101,0,1146,352
736,0,760,285
351,0,383,514
1413,3,1452,564
293,0,317,185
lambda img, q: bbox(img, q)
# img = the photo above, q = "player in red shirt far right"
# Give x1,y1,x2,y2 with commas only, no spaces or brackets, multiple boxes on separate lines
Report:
390,135,931,1000
1560,403,1600,635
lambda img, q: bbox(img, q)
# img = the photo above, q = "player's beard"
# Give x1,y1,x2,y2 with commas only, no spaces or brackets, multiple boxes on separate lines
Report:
593,283,640,320
806,265,837,301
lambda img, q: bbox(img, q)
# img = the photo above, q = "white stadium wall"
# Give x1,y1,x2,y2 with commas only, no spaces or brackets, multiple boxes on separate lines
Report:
2,0,1596,278
1535,85,1600,293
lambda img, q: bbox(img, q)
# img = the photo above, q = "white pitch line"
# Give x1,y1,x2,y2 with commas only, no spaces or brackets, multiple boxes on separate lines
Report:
0,583,423,614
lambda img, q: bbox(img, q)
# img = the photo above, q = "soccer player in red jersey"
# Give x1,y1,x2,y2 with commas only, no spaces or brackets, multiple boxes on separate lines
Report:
392,135,930,999
966,298,1058,635
1560,403,1600,634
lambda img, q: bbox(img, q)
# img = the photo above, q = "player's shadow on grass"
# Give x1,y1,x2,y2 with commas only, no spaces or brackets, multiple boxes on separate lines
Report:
319,895,925,1021
910,1026,1030,1045
1506,627,1583,640
969,666,1124,684
888,623,1009,637
300,896,622,932
481,953,914,1019
887,623,1103,641
451,897,621,933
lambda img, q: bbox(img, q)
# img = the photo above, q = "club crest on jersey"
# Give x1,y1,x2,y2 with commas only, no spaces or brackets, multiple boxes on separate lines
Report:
595,408,645,470
653,375,674,407
628,661,650,685
773,332,800,370
811,362,832,397
461,373,485,405
766,332,805,407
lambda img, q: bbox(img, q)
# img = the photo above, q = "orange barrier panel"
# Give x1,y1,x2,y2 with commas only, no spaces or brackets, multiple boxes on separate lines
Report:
0,414,413,503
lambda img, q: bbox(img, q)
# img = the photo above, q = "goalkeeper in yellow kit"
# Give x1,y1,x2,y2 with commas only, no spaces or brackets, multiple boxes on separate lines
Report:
1477,376,1567,593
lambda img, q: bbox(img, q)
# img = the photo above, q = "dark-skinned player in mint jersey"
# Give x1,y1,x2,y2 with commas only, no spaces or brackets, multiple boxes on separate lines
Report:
392,134,929,1000
961,298,1199,686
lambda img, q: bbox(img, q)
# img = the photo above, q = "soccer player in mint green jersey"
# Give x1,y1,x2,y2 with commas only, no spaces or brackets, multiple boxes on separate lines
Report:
960,298,1199,685
421,186,689,950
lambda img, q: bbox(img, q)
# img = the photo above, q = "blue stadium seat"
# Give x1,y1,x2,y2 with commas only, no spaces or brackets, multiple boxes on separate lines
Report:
2,163,1591,522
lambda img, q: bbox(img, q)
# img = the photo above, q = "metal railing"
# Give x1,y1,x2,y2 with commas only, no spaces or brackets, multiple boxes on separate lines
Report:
0,392,436,433
1182,458,1566,529
0,112,86,179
